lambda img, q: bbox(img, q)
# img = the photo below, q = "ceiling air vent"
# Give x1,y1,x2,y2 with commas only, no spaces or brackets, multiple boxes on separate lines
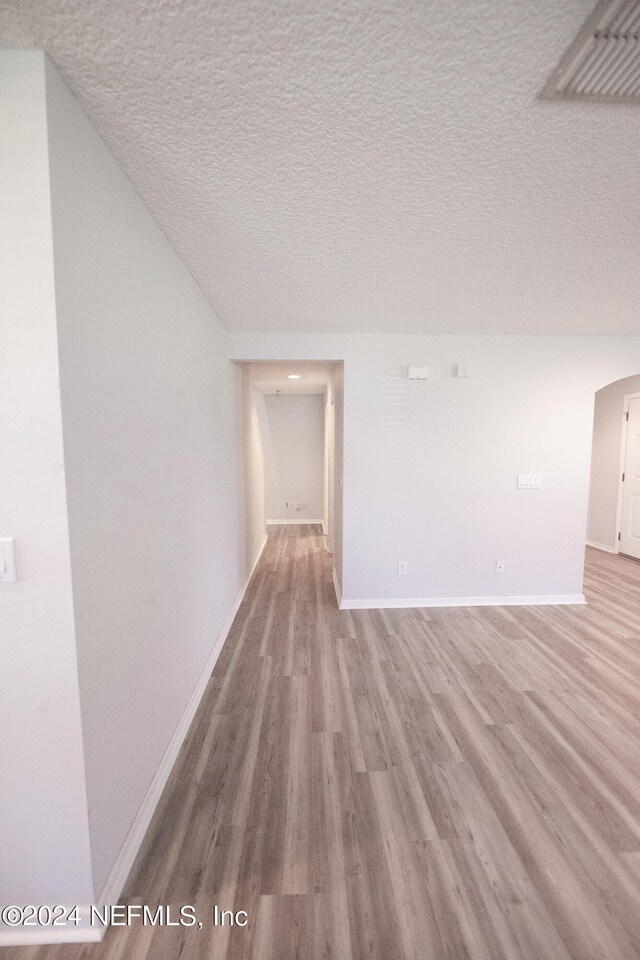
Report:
541,0,640,102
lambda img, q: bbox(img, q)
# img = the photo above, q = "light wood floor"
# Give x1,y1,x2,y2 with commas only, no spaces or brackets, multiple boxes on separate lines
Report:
6,529,640,960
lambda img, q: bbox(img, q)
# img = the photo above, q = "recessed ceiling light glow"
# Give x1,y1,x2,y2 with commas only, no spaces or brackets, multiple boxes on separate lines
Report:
288,374,300,379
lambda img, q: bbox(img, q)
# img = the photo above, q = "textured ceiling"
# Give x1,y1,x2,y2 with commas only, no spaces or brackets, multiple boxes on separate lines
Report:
2,0,640,334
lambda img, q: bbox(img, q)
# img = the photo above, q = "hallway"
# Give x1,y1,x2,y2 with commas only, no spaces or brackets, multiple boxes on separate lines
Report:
7,529,640,960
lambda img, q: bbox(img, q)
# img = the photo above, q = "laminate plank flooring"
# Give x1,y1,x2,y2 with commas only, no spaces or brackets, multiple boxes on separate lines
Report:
5,533,640,960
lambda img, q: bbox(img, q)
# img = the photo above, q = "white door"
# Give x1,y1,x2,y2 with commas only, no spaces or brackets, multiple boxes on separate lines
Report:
620,397,640,560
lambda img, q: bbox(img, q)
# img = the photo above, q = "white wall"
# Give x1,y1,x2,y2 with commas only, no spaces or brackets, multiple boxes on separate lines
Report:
45,58,245,897
229,333,640,606
0,51,94,910
587,375,640,551
242,369,267,570
263,394,325,522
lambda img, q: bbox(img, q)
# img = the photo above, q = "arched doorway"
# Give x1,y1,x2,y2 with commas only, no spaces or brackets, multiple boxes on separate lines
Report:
587,374,640,561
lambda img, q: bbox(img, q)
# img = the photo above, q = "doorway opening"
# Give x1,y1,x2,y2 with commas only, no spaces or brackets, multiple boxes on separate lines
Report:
238,360,344,602
587,374,640,563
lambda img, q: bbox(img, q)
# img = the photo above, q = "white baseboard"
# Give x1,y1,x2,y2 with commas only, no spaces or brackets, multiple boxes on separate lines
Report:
266,519,324,525
332,568,342,608
586,540,617,554
0,536,269,949
339,593,586,610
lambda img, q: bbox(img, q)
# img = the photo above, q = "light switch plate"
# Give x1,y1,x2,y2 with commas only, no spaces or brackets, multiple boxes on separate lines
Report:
0,538,17,582
517,474,542,489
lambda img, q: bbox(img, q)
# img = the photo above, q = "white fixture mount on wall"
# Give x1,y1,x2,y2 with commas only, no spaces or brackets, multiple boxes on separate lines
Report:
288,374,300,379
454,364,471,378
407,365,430,380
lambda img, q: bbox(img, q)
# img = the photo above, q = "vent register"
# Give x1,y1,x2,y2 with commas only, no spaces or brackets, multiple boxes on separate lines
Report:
542,0,640,102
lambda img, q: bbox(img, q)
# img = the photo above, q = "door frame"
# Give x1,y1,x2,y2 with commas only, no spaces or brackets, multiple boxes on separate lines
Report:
614,391,640,554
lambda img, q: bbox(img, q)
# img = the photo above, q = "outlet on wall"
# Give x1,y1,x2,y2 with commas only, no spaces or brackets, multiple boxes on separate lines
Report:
397,561,408,575
495,560,505,574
